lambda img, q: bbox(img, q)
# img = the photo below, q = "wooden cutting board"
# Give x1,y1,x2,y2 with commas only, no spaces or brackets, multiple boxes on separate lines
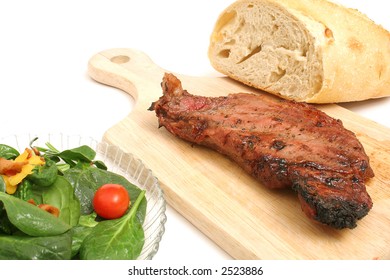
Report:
88,48,390,260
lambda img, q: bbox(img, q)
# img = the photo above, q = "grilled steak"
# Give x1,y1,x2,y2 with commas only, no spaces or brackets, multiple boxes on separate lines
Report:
149,73,374,229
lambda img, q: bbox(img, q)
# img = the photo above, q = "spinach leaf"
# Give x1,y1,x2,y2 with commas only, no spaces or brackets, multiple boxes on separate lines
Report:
58,145,96,163
13,180,32,201
70,213,98,258
41,176,81,227
64,166,146,218
13,180,38,204
0,176,5,193
13,176,81,227
79,212,98,228
13,180,43,205
0,204,18,235
79,190,146,260
70,225,94,259
0,144,20,159
0,192,70,236
39,144,96,165
27,159,58,187
92,160,107,170
0,231,72,260
63,168,96,214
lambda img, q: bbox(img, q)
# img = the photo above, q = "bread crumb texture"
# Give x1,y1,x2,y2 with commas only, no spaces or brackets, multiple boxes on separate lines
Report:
209,0,390,103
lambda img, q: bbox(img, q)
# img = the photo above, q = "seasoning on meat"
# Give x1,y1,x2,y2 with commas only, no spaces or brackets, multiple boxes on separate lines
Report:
149,73,374,229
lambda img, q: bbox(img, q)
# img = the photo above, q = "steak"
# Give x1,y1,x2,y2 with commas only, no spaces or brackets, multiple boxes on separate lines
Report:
149,73,374,229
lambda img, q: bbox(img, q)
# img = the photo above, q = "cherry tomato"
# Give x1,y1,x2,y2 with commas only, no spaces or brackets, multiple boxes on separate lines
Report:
93,184,130,219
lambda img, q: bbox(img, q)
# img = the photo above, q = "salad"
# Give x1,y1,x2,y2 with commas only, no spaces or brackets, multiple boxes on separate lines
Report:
0,137,147,260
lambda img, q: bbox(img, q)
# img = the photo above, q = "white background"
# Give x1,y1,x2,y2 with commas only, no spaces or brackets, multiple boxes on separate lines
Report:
0,0,389,263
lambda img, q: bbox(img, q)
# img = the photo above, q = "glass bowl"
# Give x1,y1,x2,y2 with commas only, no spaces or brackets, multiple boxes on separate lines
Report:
0,133,167,260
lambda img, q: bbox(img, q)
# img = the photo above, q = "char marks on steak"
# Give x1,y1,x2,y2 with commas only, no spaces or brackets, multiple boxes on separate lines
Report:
149,73,374,229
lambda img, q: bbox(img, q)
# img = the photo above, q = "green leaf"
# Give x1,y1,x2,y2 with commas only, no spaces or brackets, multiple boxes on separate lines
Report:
64,166,146,218
0,231,72,260
13,179,43,205
0,176,5,193
70,213,98,258
78,212,98,228
70,225,94,259
0,205,18,235
0,144,20,159
0,192,71,237
79,190,146,260
63,168,96,214
27,159,58,187
58,145,96,163
41,176,81,227
36,143,97,168
92,160,107,170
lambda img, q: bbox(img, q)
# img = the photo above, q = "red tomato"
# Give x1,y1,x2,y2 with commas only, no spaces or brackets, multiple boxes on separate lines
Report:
93,184,130,219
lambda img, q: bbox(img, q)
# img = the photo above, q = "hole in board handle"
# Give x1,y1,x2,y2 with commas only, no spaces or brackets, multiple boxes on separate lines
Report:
110,55,130,64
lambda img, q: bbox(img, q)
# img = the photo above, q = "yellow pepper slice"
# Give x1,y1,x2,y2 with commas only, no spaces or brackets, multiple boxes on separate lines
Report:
8,148,45,187
1,174,17,194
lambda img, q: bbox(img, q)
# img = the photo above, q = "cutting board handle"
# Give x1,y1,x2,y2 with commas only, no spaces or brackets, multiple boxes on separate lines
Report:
88,48,165,108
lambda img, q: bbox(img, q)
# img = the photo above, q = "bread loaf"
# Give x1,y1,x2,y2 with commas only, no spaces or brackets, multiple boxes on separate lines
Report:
208,0,390,103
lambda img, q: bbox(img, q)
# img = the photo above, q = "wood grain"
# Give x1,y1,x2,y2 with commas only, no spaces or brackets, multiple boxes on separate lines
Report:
88,48,390,260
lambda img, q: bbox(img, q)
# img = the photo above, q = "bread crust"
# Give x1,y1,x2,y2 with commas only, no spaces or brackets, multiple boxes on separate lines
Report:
208,0,390,103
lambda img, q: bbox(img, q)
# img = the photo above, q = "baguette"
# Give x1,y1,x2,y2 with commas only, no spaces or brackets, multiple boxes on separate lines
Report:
208,0,390,103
